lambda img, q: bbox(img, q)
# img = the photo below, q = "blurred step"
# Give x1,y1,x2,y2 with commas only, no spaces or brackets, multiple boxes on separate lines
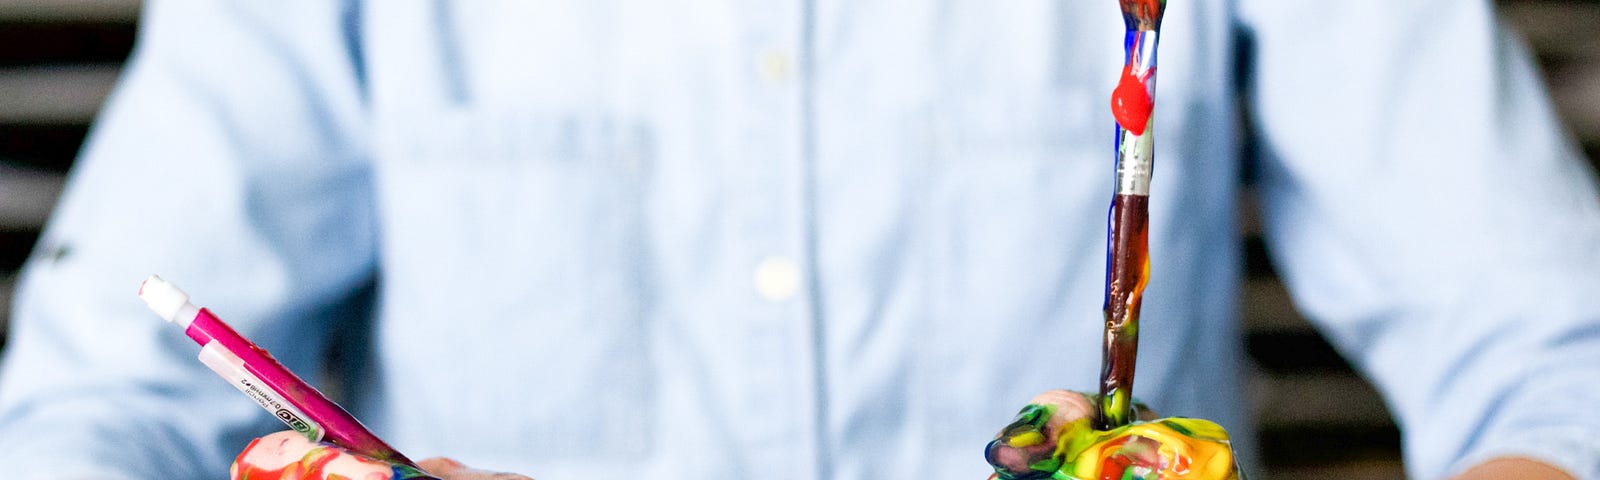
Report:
0,64,119,124
1242,277,1311,334
0,21,136,67
1252,373,1394,428
1258,425,1402,468
0,275,10,346
1499,1,1600,63
1498,0,1600,152
0,164,64,229
0,124,89,172
1548,63,1600,144
0,0,140,23
1268,460,1407,480
0,230,39,272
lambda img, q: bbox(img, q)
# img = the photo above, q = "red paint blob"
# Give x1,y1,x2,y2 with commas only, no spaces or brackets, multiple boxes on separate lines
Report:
1096,436,1164,480
1110,65,1153,136
1095,437,1136,480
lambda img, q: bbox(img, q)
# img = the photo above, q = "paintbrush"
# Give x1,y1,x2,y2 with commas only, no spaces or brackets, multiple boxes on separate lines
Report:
1096,0,1167,431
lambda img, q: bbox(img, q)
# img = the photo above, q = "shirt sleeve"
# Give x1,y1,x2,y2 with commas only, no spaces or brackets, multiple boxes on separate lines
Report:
1236,1,1600,478
0,1,376,478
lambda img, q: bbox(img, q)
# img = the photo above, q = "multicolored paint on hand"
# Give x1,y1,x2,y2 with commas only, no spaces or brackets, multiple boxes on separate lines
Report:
986,402,1238,480
233,431,439,480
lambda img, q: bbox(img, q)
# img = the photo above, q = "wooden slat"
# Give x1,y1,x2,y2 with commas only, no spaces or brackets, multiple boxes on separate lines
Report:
1252,373,1394,428
1499,1,1600,63
0,64,119,124
1237,188,1262,236
1498,1,1600,153
0,230,38,271
1242,277,1312,334
0,124,89,173
1548,63,1600,143
1258,425,1402,468
0,21,137,67
0,0,139,23
1248,331,1356,375
0,275,11,344
0,165,64,230
1268,460,1407,480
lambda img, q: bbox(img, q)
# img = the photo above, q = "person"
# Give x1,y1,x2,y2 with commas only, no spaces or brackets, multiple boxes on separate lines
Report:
0,0,1595,479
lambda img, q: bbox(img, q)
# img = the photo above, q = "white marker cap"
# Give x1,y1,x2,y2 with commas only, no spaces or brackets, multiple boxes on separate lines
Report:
139,275,192,324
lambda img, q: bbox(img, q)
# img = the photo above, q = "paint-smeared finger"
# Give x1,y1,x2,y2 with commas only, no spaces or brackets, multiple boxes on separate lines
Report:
231,431,404,480
984,390,1096,479
418,457,534,480
982,390,1165,479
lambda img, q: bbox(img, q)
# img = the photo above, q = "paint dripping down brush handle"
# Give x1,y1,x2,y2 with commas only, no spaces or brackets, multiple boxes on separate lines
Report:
991,3,1241,477
1097,0,1165,431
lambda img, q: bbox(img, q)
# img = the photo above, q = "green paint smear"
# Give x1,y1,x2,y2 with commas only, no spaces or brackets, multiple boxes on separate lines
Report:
992,402,1241,480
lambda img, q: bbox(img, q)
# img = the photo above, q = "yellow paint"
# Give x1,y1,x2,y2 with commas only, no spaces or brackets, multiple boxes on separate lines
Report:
1056,417,1238,480
1007,431,1047,448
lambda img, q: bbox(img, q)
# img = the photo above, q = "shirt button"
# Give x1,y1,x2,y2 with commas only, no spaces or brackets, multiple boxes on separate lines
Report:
754,256,801,302
756,50,791,83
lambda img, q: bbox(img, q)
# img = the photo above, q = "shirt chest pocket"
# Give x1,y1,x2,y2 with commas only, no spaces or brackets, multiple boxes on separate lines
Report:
916,88,1112,425
372,108,658,462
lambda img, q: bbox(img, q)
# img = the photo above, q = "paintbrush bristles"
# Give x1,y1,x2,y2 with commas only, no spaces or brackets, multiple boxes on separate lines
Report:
1119,0,1166,31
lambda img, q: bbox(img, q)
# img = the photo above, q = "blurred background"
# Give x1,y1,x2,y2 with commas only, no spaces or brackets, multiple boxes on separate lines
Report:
0,1,1596,478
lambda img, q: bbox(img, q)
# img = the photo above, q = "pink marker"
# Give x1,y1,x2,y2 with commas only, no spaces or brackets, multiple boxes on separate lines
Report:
139,275,434,478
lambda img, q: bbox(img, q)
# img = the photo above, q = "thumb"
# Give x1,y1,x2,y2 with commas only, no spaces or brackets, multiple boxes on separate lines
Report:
417,457,534,480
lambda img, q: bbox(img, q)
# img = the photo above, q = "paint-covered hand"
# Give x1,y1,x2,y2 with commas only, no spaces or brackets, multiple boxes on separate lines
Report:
231,431,533,480
984,390,1240,480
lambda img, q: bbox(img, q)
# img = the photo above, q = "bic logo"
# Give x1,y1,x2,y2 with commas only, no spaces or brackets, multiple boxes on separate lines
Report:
276,409,313,434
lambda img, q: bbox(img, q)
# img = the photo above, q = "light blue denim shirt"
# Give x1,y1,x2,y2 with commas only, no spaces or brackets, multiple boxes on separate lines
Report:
3,1,1598,479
